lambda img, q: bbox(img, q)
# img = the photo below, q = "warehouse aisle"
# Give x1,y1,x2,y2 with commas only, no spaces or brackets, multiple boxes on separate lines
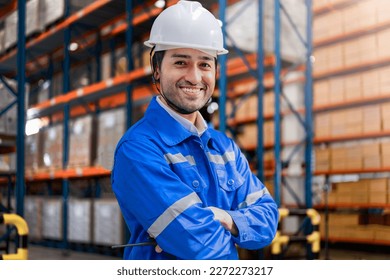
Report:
28,244,121,260
26,244,390,260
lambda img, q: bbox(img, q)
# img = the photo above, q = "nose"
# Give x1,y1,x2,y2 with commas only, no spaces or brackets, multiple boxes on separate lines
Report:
185,65,202,84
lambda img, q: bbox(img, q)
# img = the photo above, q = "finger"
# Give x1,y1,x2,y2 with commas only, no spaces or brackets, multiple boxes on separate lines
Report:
155,245,163,253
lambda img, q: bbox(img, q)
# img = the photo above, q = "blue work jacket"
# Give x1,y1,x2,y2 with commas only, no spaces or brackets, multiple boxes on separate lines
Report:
112,97,278,260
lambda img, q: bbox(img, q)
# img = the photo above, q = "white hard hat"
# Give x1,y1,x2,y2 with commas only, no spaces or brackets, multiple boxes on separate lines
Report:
144,0,228,57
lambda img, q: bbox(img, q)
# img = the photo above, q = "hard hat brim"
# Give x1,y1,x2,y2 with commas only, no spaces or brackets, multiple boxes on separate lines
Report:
144,40,228,56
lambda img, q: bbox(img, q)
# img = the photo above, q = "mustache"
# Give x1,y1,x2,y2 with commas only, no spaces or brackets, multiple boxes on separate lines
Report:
177,81,207,90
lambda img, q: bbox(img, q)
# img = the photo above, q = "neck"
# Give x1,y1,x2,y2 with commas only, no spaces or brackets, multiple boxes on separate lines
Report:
159,95,197,124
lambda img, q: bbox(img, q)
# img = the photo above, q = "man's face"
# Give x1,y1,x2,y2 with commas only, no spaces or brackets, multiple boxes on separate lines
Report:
155,48,216,116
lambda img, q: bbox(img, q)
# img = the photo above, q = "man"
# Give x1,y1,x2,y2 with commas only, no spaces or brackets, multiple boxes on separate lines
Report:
112,0,278,260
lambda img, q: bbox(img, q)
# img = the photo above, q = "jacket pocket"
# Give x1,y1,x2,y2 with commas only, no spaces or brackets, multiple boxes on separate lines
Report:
172,164,207,193
215,164,244,192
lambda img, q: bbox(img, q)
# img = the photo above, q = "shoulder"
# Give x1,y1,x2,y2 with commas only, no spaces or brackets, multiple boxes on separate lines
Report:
208,128,238,149
115,118,160,157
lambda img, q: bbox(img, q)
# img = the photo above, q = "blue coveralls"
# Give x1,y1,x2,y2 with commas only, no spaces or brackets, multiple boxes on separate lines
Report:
112,97,278,259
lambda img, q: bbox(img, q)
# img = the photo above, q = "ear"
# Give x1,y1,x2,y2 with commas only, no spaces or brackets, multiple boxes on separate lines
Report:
153,66,160,82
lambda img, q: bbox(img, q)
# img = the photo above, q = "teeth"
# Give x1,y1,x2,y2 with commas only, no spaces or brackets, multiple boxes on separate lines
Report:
182,87,202,94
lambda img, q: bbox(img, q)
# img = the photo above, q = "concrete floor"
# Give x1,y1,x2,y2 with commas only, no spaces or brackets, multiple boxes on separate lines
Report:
23,243,390,260
27,244,122,260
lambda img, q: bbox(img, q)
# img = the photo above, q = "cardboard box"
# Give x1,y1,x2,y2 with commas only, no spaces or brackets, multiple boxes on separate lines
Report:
379,66,390,94
381,102,390,131
313,80,329,106
368,178,388,192
369,192,387,204
345,226,375,240
315,113,331,136
363,105,381,133
313,48,328,75
377,28,390,60
344,73,362,101
357,0,377,28
327,44,344,71
351,192,368,204
345,146,362,170
328,213,360,226
362,69,380,98
328,77,344,104
364,156,381,169
263,121,274,146
342,3,360,34
343,40,361,67
382,155,390,168
363,142,381,156
374,226,390,242
330,111,347,136
346,109,362,135
315,147,330,172
359,34,378,63
382,142,390,155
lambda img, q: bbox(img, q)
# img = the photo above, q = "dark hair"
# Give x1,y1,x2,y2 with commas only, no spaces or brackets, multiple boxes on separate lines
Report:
152,50,165,73
150,50,218,83
151,50,165,83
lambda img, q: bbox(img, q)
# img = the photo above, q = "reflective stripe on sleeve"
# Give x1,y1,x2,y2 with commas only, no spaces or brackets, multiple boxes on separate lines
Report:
238,188,270,209
148,192,202,238
164,153,196,165
207,151,235,165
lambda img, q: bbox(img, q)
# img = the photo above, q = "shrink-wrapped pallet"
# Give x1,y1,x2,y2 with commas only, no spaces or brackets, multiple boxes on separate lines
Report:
68,115,95,169
68,199,92,243
25,133,41,175
93,198,124,246
41,0,65,27
0,23,4,55
41,123,63,171
25,196,43,240
4,0,44,50
225,0,306,63
96,108,125,170
42,198,63,240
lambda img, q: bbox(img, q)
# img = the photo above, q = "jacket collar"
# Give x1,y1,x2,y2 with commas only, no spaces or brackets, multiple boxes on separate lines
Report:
146,97,196,146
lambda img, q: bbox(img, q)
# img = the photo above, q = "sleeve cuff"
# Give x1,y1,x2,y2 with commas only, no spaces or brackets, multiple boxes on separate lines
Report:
226,210,250,244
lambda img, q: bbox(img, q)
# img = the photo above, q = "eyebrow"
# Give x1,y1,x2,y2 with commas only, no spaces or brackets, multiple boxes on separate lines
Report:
170,53,214,61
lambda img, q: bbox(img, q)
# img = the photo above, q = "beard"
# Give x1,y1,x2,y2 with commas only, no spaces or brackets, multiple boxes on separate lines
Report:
160,81,213,115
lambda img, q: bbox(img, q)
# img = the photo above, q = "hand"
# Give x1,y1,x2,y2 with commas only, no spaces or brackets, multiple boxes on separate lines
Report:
155,244,163,253
207,206,238,236
148,235,163,253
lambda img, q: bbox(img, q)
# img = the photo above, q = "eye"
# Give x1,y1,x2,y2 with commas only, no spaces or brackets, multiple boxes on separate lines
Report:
174,60,186,66
200,62,213,69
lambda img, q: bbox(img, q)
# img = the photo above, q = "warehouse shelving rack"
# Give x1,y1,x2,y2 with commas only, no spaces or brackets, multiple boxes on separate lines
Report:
0,0,156,253
218,0,314,208
0,0,27,231
312,0,390,248
0,135,16,255
216,0,315,259
0,0,15,18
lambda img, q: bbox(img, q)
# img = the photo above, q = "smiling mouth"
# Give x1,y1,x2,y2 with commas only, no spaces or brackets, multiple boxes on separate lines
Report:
180,86,205,95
